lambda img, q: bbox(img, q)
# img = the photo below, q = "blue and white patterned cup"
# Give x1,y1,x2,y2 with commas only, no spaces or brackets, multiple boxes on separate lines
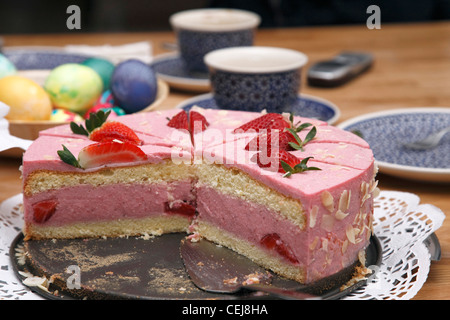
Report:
170,9,260,73
204,46,308,113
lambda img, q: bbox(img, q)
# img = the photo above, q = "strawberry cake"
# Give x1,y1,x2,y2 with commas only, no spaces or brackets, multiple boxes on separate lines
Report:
21,107,379,284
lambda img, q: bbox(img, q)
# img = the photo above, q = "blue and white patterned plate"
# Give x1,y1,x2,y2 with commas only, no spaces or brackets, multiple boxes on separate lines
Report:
150,53,210,92
175,92,340,124
4,47,90,70
338,108,450,183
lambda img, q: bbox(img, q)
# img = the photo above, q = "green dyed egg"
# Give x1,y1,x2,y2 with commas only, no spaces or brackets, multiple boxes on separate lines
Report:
44,63,103,113
0,54,17,79
81,57,115,90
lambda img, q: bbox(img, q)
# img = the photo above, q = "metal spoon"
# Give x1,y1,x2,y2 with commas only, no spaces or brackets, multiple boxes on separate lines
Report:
402,126,450,150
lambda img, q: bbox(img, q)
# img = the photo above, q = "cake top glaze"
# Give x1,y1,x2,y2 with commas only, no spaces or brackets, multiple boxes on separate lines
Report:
23,107,373,199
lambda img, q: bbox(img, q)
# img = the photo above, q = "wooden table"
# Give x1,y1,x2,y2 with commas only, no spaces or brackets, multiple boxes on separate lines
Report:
1,21,449,300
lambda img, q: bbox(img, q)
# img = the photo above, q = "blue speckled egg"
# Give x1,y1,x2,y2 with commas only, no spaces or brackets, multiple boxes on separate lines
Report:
110,59,157,113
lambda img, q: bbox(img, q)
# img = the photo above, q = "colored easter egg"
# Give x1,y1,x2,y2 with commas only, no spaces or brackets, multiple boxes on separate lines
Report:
110,59,157,113
44,63,103,114
0,54,17,79
51,109,84,122
0,75,52,121
96,90,115,105
81,57,115,90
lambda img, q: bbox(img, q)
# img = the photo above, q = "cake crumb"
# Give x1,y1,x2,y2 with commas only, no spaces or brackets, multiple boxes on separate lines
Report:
187,232,201,242
223,277,238,285
242,273,263,286
340,265,372,291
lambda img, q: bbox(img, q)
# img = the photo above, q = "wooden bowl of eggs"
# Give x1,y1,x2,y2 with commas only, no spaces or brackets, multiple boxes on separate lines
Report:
0,48,169,157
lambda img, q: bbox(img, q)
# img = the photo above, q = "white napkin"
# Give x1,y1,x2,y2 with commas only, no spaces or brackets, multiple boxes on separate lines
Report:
64,41,153,64
0,102,33,152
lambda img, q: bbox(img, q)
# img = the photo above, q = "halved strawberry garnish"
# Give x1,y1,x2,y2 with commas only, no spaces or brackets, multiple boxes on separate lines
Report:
164,201,196,218
252,150,321,177
245,130,296,151
167,110,189,130
253,149,301,173
245,118,315,152
260,233,299,264
189,110,209,134
89,121,143,145
233,113,290,133
32,200,58,223
77,141,147,169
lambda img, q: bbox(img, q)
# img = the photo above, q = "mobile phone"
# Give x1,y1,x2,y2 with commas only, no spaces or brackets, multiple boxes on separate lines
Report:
307,52,373,87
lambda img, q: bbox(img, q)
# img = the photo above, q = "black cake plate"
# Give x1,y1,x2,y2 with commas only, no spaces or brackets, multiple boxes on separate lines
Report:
10,232,382,300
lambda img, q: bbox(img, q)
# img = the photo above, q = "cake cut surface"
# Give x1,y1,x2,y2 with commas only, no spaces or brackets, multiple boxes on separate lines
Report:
22,107,378,284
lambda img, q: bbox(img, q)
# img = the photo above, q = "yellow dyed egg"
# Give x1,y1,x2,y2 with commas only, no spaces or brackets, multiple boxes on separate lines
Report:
44,63,103,114
0,75,52,121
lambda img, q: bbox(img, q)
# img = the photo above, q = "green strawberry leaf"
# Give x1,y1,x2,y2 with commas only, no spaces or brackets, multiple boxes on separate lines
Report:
70,122,89,136
57,145,82,168
281,157,321,178
70,110,111,136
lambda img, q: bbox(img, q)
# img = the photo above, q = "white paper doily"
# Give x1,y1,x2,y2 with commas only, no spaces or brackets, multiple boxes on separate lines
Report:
0,191,445,300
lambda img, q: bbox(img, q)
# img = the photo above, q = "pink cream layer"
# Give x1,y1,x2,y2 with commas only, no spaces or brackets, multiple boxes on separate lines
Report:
195,185,370,283
24,180,194,227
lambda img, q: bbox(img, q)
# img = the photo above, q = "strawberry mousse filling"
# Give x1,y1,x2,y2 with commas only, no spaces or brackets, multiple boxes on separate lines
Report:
24,180,195,227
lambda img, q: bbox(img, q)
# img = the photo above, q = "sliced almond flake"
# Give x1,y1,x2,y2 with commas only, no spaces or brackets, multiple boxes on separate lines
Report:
346,225,356,244
372,187,381,199
321,214,335,232
23,276,48,288
360,182,371,206
369,179,379,193
342,240,349,254
309,236,319,250
321,191,334,212
309,205,318,228
358,249,366,266
366,225,372,240
353,210,362,225
321,238,328,252
335,209,349,220
338,190,351,212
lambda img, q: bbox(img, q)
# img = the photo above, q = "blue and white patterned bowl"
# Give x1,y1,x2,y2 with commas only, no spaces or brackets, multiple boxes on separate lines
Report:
4,47,90,70
170,9,260,73
175,92,340,124
205,46,308,113
338,108,450,183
